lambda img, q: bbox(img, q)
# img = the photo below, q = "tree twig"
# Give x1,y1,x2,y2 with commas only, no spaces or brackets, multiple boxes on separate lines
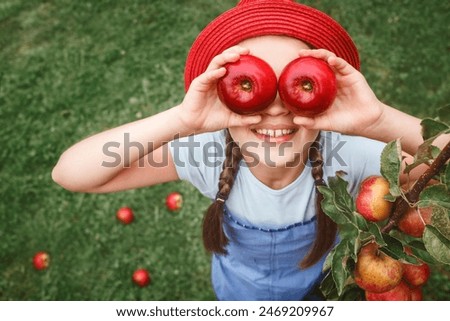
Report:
382,141,450,233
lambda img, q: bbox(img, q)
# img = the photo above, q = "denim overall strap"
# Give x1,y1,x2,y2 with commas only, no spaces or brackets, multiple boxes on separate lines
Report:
211,208,328,301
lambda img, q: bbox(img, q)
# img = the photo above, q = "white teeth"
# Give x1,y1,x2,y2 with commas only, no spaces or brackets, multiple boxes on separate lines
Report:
255,129,295,137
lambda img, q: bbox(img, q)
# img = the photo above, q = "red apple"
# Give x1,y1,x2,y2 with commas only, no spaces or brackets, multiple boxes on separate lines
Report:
354,242,403,293
278,56,336,117
132,268,151,287
409,286,423,301
402,261,430,287
397,206,432,237
365,281,411,301
33,251,50,270
116,207,134,224
217,55,278,114
356,176,393,222
166,192,183,211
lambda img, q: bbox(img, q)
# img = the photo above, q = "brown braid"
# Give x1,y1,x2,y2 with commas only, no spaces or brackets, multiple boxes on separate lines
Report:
300,133,337,268
202,129,243,254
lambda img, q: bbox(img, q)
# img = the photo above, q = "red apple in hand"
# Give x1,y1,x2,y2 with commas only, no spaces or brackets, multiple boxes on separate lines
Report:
116,207,134,224
132,268,151,287
33,251,50,270
217,55,278,115
278,56,336,117
166,192,183,211
356,176,393,222
354,242,403,293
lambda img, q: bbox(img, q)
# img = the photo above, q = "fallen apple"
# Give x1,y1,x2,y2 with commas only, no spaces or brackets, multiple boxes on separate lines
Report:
217,55,278,114
397,206,432,238
278,56,336,117
355,176,393,222
116,206,134,224
354,242,403,293
166,192,183,211
33,251,50,270
132,268,151,287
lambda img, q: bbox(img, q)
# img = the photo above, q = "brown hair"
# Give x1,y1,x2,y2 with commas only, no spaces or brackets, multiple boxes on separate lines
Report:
201,130,337,268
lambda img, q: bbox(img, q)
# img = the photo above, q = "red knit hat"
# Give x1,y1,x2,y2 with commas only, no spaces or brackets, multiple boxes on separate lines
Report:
184,0,359,91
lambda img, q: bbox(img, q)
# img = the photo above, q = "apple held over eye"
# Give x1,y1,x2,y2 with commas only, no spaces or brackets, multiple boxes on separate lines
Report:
33,251,50,270
354,242,403,293
166,192,183,211
132,268,151,287
116,206,134,224
217,55,278,115
278,56,337,117
356,176,393,222
397,206,432,237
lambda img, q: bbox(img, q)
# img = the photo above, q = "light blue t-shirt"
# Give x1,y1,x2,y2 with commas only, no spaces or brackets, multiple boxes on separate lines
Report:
169,130,385,230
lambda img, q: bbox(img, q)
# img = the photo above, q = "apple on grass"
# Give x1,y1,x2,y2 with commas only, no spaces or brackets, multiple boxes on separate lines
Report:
116,206,134,224
132,268,151,287
354,242,403,293
33,251,50,270
166,192,183,211
355,176,393,222
278,56,337,117
217,55,278,115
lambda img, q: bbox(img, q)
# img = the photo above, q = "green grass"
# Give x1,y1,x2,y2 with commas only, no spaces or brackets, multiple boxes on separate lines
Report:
0,0,448,300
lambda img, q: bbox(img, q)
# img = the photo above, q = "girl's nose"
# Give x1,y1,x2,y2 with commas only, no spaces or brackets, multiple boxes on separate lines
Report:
262,96,290,117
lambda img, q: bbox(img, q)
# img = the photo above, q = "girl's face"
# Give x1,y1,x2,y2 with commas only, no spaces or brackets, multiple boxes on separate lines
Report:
228,36,320,169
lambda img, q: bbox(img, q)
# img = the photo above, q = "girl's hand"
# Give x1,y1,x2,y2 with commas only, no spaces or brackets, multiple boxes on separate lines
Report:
176,46,262,133
292,49,384,136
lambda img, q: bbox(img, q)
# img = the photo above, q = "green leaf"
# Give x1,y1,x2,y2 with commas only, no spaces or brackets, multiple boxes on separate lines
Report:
331,240,351,296
423,225,450,265
380,140,402,197
407,240,439,265
320,271,338,300
431,206,450,239
404,142,440,174
379,233,410,261
436,105,450,124
421,118,450,141
318,186,354,225
419,184,450,209
366,221,387,247
328,175,355,213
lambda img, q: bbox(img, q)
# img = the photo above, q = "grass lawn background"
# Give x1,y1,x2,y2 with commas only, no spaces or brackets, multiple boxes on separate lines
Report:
0,0,448,300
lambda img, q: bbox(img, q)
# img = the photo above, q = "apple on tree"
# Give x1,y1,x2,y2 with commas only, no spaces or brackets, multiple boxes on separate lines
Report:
365,280,411,301
355,176,393,222
217,55,278,115
402,261,430,287
397,206,432,237
33,251,50,270
354,242,403,293
278,56,337,117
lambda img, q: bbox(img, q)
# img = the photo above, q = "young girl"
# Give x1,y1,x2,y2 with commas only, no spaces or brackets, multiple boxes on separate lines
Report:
52,0,447,300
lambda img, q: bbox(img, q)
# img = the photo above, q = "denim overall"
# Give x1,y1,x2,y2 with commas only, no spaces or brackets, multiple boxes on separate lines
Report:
211,207,327,301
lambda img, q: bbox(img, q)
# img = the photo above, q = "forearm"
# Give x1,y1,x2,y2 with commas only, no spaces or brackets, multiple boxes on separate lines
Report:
52,105,193,191
365,103,424,155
